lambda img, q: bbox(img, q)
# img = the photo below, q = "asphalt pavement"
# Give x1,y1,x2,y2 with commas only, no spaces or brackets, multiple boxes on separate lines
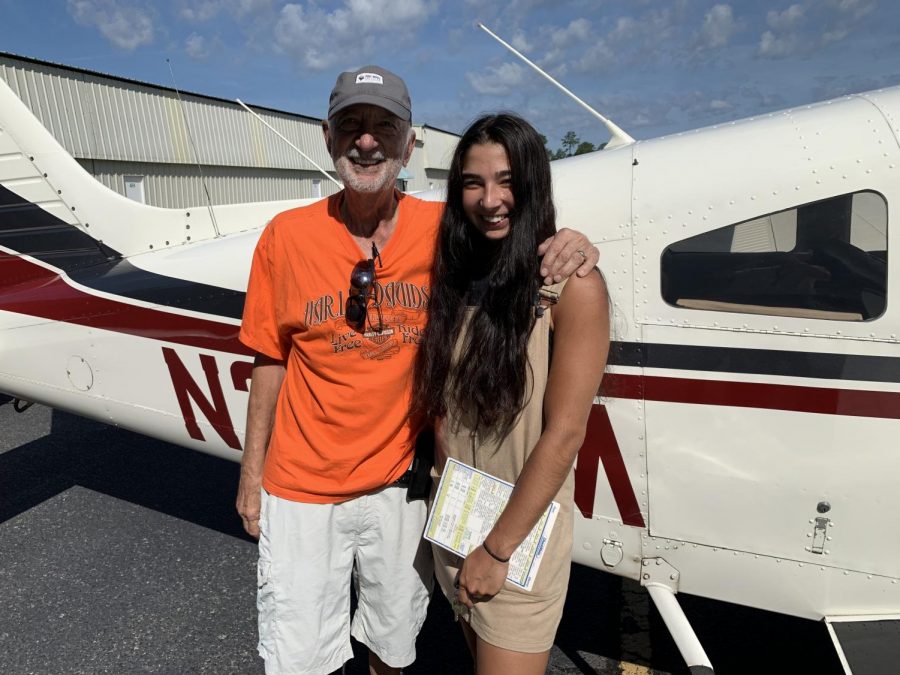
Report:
0,398,844,674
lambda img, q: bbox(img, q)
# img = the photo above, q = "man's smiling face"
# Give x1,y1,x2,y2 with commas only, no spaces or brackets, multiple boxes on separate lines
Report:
324,104,414,195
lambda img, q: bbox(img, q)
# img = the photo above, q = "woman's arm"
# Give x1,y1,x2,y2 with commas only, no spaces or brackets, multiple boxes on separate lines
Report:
456,270,610,607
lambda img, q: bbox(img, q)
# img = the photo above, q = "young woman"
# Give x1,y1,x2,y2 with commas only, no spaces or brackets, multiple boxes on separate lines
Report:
414,113,609,674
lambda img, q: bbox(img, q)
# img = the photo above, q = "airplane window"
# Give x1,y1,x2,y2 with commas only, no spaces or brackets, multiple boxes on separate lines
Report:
661,191,887,321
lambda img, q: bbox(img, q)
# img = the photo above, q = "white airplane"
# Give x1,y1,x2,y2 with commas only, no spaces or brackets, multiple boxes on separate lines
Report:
1,61,899,674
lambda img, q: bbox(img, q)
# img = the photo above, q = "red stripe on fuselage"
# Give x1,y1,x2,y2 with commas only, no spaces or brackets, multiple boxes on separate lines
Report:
5,252,898,422
604,372,900,419
575,405,646,527
0,252,250,355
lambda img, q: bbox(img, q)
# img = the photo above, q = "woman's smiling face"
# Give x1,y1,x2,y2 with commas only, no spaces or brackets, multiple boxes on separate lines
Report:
461,141,514,241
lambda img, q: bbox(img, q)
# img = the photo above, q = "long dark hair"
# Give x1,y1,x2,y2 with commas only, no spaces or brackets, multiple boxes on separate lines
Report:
413,113,556,434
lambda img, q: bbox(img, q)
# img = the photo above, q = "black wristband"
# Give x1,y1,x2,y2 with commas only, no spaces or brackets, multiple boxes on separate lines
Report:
481,540,510,563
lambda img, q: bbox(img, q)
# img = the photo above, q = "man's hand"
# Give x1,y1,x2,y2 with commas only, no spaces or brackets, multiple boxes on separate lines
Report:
455,544,508,609
538,227,599,285
236,471,262,539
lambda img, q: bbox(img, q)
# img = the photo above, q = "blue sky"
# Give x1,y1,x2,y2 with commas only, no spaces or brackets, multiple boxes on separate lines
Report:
1,0,899,150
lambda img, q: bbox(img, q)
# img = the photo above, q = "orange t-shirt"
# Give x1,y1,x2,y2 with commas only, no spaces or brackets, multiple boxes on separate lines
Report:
239,192,442,503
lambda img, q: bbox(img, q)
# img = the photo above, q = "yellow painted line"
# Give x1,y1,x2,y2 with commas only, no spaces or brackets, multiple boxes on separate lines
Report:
618,661,652,675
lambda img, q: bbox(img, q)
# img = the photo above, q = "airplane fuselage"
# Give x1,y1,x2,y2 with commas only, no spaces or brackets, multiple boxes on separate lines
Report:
2,74,900,646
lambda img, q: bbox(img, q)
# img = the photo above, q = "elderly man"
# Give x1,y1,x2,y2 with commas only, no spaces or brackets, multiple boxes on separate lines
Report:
236,65,598,675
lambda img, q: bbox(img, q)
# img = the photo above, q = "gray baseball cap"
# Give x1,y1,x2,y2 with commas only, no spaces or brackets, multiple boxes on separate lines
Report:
328,65,411,122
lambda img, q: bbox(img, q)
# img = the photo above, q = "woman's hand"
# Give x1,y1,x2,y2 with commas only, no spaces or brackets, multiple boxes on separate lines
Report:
456,544,509,609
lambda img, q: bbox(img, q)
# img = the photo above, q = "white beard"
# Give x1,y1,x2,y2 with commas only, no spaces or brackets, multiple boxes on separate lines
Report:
334,155,404,194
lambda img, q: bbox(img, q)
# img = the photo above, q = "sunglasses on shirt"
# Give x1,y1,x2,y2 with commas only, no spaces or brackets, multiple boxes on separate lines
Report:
346,241,384,333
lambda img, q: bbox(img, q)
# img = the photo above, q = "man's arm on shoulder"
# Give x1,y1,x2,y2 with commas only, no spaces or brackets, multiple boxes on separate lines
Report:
537,228,600,284
236,352,286,539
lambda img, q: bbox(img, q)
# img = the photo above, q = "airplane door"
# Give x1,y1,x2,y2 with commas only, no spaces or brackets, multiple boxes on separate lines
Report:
630,94,900,585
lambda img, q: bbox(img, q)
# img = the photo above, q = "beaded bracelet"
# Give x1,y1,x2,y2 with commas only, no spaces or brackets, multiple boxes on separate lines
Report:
481,540,511,563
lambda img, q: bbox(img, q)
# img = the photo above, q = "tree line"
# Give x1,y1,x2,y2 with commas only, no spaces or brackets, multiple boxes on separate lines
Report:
540,131,605,160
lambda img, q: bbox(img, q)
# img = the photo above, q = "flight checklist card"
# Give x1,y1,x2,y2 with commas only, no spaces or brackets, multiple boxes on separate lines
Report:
424,458,559,592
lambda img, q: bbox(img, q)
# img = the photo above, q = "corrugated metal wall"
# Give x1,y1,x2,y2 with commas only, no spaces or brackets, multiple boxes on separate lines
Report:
0,55,333,170
420,126,459,172
78,159,330,208
406,125,457,193
0,54,455,207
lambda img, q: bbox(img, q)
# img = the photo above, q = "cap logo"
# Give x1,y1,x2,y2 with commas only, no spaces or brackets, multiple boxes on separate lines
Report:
356,73,384,85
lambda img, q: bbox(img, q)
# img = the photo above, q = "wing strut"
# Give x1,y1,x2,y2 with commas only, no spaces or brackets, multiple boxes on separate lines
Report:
477,23,635,149
236,100,343,189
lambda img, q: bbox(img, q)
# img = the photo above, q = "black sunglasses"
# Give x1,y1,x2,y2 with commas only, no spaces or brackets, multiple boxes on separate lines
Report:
346,242,383,333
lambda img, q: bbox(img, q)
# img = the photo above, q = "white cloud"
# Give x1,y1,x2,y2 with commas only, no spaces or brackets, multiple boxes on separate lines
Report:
825,0,876,18
601,6,679,64
548,18,591,48
696,4,737,50
510,29,533,53
181,0,221,21
538,46,565,70
709,98,732,111
758,29,802,57
234,0,273,13
822,27,849,44
607,16,639,43
344,0,433,30
67,0,154,51
816,0,874,47
181,0,273,22
466,62,526,95
605,6,680,47
185,33,210,60
766,4,804,31
637,7,680,43
574,40,615,72
756,4,808,58
758,0,869,59
529,6,686,77
273,0,434,71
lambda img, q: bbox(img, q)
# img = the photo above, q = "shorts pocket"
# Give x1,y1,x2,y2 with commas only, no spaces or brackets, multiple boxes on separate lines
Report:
256,558,276,657
257,558,272,589
256,495,276,659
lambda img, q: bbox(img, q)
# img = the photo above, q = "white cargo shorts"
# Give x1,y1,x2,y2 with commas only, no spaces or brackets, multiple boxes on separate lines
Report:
256,486,432,675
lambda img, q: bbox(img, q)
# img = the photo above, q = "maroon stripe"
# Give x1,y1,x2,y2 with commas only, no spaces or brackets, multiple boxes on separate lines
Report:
576,405,646,527
6,254,900,420
606,372,900,419
0,253,251,355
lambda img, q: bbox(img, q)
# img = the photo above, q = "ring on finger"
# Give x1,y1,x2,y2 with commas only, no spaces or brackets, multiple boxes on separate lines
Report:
576,249,587,260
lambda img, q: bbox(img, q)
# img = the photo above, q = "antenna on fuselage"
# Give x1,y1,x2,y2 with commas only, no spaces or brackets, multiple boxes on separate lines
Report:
236,100,343,189
477,23,635,149
166,59,221,237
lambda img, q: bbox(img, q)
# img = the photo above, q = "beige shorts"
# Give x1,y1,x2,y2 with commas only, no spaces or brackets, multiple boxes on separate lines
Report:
433,544,571,653
431,491,574,653
257,487,433,675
